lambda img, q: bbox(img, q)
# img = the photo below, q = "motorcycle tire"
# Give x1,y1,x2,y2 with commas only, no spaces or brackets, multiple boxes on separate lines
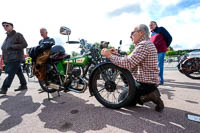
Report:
39,81,57,93
90,63,136,109
118,87,137,106
182,57,200,79
184,72,200,79
177,63,183,73
26,64,34,78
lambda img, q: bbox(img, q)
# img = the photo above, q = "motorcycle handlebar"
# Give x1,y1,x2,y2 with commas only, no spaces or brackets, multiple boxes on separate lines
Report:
66,41,80,44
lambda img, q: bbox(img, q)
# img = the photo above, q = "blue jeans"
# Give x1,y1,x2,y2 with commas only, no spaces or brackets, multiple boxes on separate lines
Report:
158,52,166,84
1,61,27,92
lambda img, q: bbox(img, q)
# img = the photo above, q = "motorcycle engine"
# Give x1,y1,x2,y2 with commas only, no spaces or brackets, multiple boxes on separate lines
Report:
71,67,81,77
46,64,61,84
70,66,87,90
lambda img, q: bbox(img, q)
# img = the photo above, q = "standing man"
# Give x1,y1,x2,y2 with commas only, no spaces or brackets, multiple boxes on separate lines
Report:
39,28,55,46
0,22,28,95
38,27,55,76
101,24,164,112
33,28,55,84
149,21,172,85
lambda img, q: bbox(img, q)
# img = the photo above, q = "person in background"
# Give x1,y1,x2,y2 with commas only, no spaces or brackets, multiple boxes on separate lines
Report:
34,28,55,92
101,24,164,112
0,21,28,95
38,28,55,74
149,21,172,85
39,28,55,46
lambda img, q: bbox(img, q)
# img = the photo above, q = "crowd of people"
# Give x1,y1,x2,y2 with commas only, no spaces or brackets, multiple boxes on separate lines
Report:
0,21,172,112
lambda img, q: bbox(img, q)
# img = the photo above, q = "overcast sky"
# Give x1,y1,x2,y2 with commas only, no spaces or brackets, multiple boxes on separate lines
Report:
0,0,200,54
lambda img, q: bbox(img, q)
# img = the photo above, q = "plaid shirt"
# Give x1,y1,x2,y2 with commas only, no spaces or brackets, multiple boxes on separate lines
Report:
110,39,160,85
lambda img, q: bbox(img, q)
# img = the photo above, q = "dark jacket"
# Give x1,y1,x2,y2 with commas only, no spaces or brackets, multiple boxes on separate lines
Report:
1,30,28,63
39,37,55,46
28,41,55,62
150,27,172,53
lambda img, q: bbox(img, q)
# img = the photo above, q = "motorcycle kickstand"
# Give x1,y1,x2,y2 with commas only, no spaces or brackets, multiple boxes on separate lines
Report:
57,91,60,97
47,92,50,100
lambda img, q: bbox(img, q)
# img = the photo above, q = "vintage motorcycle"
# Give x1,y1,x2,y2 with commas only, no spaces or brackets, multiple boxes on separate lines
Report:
177,54,200,79
37,26,136,109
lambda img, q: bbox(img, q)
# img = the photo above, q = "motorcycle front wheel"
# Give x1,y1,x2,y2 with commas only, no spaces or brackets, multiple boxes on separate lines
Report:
90,63,136,109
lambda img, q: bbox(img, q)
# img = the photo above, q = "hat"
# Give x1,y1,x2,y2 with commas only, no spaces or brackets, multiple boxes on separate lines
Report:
2,21,13,27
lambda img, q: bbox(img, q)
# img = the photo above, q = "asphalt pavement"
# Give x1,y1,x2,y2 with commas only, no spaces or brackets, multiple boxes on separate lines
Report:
0,69,199,133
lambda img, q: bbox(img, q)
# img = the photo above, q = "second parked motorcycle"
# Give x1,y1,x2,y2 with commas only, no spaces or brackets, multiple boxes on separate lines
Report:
177,54,200,79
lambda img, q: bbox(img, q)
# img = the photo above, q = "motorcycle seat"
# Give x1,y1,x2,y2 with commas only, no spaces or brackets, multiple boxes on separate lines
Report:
50,54,71,62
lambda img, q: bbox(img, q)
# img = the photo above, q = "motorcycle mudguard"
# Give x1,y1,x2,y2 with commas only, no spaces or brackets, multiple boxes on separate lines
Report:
88,62,115,96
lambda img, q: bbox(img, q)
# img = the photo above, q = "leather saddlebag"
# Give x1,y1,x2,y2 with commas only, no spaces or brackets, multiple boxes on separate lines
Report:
33,49,50,81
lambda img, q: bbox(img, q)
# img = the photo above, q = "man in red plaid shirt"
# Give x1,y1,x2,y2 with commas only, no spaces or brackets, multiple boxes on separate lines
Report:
101,24,164,112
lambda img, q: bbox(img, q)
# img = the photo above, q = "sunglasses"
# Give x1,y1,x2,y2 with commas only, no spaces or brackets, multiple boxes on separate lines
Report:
3,24,10,27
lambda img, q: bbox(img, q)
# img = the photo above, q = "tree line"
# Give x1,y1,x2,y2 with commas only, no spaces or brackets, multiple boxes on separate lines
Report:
71,42,200,57
166,47,200,56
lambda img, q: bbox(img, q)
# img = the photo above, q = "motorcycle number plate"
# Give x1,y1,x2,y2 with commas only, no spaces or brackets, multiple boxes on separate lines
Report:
76,58,85,63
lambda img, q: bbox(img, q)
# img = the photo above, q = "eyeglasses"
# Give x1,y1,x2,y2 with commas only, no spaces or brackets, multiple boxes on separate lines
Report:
3,24,9,27
131,30,141,35
130,30,140,38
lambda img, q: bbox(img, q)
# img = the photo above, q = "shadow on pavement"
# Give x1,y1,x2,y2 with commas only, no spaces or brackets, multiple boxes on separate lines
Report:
158,79,200,102
38,92,200,133
185,100,199,104
159,89,175,100
0,90,40,131
164,80,200,91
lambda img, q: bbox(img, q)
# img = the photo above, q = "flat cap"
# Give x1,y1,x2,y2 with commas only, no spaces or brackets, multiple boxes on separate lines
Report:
2,21,13,27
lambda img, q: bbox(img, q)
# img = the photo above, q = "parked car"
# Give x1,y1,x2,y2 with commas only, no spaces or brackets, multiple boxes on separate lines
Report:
188,50,200,58
0,56,5,75
165,57,178,63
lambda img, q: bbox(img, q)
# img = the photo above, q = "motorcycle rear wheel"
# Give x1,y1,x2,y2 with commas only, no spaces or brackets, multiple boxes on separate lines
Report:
25,64,34,78
90,63,136,109
39,81,57,93
182,57,200,79
184,71,200,79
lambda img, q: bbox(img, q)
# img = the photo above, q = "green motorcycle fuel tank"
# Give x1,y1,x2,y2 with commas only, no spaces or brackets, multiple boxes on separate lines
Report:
56,55,91,75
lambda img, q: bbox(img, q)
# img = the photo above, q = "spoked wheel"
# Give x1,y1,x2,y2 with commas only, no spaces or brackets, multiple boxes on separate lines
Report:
185,71,200,79
90,63,136,109
182,57,200,79
177,63,183,73
39,81,57,93
26,64,34,78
